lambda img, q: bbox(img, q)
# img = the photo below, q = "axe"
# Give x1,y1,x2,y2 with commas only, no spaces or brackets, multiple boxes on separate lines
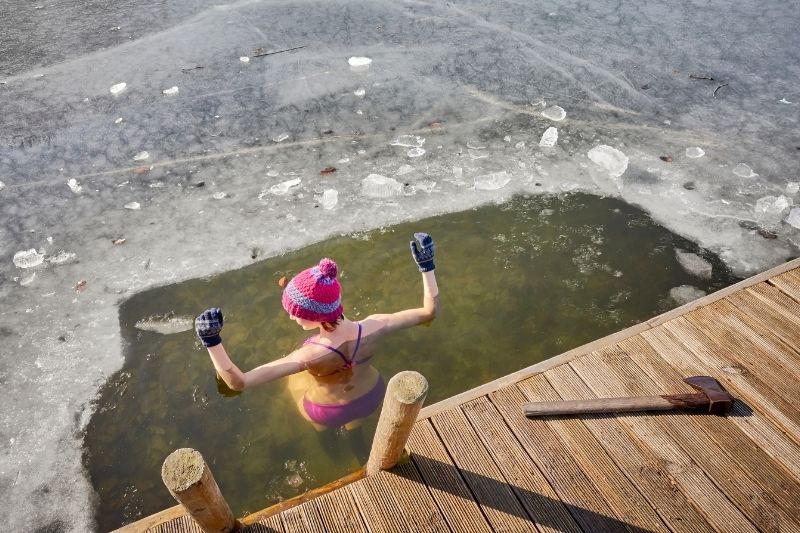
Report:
523,376,734,418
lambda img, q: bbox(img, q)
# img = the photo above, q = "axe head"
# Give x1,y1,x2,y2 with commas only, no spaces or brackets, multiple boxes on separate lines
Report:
684,376,734,415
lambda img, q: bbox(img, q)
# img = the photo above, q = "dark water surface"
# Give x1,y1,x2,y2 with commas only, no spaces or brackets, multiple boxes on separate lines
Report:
84,193,738,531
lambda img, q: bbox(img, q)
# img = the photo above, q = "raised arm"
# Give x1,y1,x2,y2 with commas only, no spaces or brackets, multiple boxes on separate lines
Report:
195,308,304,391
366,232,440,333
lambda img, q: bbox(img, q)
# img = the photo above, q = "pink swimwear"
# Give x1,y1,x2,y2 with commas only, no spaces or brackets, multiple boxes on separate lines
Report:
301,324,385,428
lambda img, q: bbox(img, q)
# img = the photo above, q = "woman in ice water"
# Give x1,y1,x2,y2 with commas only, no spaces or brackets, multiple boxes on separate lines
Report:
194,233,439,431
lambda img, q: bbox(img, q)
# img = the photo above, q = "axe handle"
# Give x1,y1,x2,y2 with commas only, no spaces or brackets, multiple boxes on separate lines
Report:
523,393,709,417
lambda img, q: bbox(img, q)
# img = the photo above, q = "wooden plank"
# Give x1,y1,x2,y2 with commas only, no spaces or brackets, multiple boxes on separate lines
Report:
577,345,799,532
461,396,583,533
519,374,669,532
241,468,364,526
407,420,493,532
622,335,800,520
684,302,800,405
313,488,368,533
348,473,414,533
728,283,800,355
280,501,325,533
658,317,800,441
489,384,631,533
430,408,537,531
543,364,716,533
569,351,759,533
146,515,202,533
768,269,800,302
695,299,800,374
248,514,284,532
634,327,800,480
378,461,450,532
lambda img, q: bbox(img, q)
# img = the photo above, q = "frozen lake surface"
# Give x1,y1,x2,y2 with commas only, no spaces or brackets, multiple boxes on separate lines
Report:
0,0,798,531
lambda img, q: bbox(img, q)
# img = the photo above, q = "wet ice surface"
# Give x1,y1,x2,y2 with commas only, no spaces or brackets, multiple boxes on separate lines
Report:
1,0,799,530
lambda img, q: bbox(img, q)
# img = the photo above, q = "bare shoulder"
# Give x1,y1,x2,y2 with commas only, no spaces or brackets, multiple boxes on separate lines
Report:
357,315,391,337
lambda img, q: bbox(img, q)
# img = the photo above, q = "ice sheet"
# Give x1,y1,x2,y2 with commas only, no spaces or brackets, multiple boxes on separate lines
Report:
1,0,799,530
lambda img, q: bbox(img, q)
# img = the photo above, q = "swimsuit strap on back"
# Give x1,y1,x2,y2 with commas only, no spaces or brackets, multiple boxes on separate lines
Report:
303,322,363,369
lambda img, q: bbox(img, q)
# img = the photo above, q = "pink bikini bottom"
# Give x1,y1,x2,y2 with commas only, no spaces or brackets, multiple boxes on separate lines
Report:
302,376,386,428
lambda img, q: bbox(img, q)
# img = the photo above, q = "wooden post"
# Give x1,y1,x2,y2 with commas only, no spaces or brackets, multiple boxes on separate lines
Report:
366,371,428,475
161,448,238,533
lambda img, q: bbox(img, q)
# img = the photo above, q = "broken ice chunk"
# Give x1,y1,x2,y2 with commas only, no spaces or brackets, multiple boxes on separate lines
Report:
406,148,426,158
135,315,194,334
396,165,415,176
390,135,425,148
114,117,124,124
354,88,366,97
588,145,628,177
541,106,566,121
685,147,705,158
272,133,290,143
13,249,45,269
669,285,707,305
785,207,800,229
732,163,757,178
67,178,82,194
212,192,227,200
269,178,302,195
515,141,526,149
361,174,402,197
239,56,250,63
786,182,800,195
124,202,141,210
675,250,712,279
320,189,339,210
48,251,77,265
133,151,150,162
414,180,437,194
754,195,791,227
0,180,5,191
348,57,372,71
109,82,127,95
162,86,179,96
539,127,558,147
474,171,511,191
19,272,36,286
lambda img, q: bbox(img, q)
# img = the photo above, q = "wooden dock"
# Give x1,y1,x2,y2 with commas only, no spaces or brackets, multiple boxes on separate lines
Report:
126,259,800,533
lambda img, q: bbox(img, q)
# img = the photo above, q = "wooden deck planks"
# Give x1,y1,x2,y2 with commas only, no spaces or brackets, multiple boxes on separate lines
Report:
659,317,800,441
430,408,537,531
348,472,419,532
543,364,716,533
570,351,761,533
489,384,630,533
517,374,670,532
312,487,368,533
768,269,800,302
248,513,284,532
460,396,583,533
577,345,800,532
620,336,800,523
684,303,800,406
407,421,494,532
631,328,800,482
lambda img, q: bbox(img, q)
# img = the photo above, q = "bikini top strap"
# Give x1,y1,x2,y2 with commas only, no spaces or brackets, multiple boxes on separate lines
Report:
303,339,350,366
352,323,363,363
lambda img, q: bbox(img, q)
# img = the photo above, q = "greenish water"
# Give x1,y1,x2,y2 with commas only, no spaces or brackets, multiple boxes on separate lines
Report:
84,193,738,531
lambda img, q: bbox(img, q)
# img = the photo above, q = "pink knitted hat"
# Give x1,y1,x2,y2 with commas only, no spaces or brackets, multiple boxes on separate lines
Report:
282,258,343,322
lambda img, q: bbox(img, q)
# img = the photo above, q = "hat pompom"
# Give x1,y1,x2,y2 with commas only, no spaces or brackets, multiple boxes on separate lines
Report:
318,258,338,279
